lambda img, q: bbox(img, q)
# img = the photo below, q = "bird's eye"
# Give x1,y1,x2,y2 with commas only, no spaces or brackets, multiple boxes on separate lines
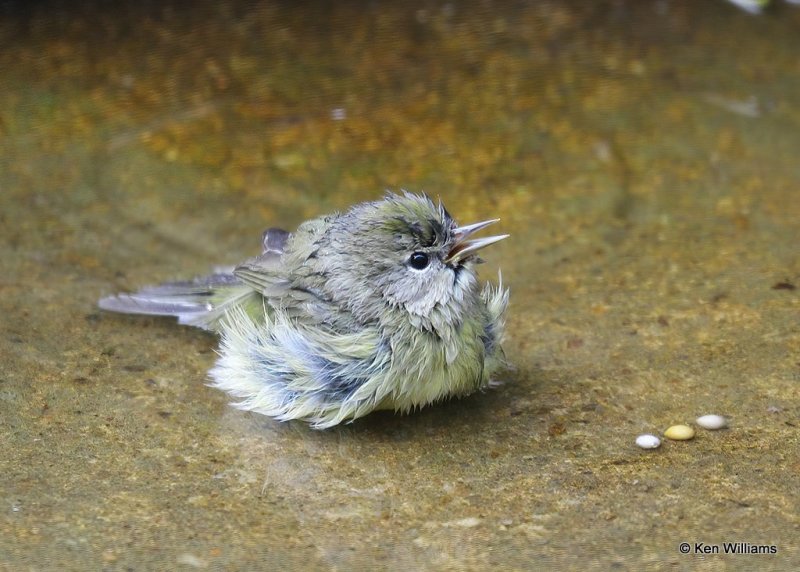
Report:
408,251,430,271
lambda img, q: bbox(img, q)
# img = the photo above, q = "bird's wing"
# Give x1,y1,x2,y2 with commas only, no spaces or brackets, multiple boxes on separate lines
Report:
234,223,339,326
233,226,293,296
234,253,290,297
235,257,336,325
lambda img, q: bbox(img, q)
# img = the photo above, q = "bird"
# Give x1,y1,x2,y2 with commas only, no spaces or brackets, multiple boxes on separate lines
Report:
99,191,509,429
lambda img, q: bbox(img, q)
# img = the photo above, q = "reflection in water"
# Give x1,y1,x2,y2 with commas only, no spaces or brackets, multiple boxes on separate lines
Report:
215,407,515,568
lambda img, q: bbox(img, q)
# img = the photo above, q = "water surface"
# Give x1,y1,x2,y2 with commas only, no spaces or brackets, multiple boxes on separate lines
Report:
2,1,799,569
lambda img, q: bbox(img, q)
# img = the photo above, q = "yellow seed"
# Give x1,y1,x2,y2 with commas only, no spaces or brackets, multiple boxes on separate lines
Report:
664,424,695,441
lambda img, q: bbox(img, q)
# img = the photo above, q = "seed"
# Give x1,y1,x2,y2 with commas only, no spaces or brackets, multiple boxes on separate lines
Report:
664,424,695,441
696,414,727,430
635,434,661,449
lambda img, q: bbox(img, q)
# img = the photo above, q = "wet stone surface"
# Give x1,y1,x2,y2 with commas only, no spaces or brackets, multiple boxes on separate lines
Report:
1,1,799,569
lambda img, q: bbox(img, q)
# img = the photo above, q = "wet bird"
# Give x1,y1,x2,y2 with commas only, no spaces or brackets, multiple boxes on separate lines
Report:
99,192,509,428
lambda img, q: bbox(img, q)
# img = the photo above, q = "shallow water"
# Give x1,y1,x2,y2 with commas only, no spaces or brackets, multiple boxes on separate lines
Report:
2,1,799,569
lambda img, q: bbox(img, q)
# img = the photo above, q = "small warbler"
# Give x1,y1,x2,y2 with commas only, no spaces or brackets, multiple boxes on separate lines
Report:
99,192,509,428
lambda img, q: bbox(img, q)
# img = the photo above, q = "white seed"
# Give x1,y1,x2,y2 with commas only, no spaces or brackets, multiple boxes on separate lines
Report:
696,414,727,430
664,424,695,440
635,434,662,449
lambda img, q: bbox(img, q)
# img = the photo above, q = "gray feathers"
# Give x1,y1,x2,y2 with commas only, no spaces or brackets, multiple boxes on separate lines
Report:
98,272,255,330
99,192,509,428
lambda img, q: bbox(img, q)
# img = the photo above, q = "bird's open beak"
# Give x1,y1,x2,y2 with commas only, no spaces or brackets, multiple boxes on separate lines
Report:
445,218,509,264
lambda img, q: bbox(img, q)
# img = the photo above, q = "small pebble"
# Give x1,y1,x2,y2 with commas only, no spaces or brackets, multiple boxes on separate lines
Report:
664,424,695,441
635,434,661,449
696,414,727,430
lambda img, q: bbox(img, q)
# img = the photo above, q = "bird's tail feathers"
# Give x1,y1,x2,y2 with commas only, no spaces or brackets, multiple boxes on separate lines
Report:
98,271,258,331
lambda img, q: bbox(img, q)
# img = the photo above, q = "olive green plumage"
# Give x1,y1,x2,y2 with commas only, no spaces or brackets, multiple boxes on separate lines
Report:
99,192,509,428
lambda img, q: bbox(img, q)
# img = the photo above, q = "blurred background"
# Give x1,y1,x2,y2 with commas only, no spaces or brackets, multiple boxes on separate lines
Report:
2,1,799,569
